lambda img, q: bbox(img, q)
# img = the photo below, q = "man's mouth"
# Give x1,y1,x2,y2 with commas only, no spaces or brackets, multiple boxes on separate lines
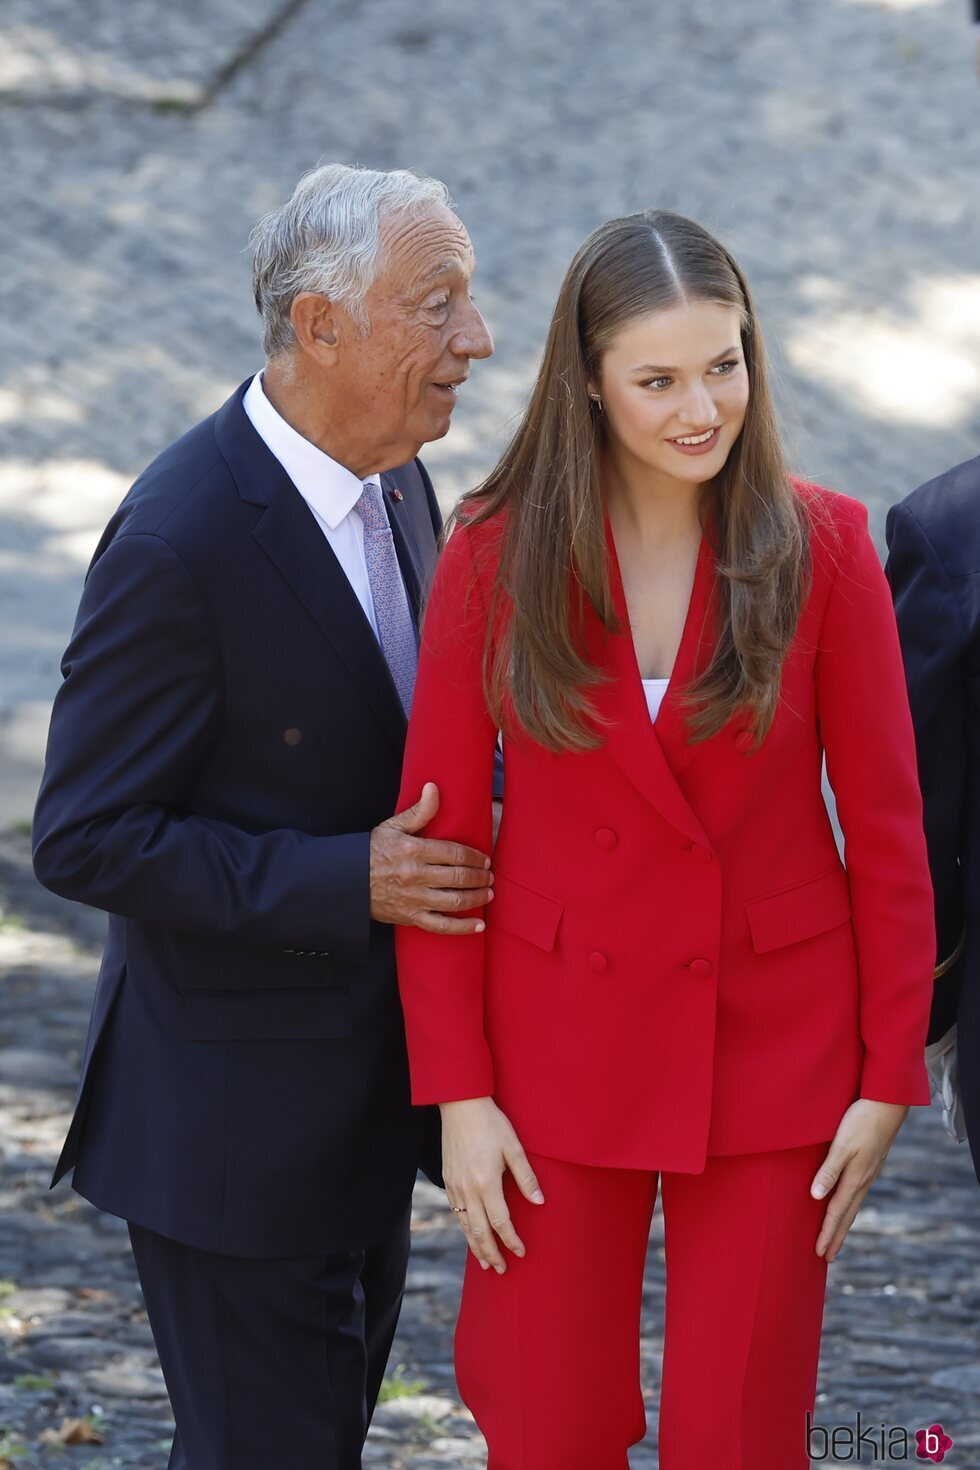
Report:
431,377,467,397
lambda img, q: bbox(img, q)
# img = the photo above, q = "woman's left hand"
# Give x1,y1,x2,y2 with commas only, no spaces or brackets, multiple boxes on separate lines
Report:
811,1099,909,1262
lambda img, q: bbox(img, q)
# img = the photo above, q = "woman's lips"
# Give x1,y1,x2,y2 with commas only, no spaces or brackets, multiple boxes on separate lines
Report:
667,426,721,456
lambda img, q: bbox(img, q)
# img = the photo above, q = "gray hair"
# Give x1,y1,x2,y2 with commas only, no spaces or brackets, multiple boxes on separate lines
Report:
249,163,453,357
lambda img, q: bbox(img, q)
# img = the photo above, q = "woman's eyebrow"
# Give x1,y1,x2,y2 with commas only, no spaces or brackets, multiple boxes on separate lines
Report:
630,345,741,373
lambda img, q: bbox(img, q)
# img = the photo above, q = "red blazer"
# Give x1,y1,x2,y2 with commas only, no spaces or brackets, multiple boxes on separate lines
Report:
396,484,934,1171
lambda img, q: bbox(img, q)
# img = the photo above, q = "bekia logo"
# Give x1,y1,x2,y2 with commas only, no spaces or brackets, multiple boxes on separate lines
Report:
915,1424,954,1463
806,1412,954,1462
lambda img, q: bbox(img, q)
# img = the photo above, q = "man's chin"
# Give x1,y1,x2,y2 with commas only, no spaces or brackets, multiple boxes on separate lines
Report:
418,411,454,445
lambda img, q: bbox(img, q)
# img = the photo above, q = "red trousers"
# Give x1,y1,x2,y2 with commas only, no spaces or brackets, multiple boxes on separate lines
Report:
454,1143,830,1470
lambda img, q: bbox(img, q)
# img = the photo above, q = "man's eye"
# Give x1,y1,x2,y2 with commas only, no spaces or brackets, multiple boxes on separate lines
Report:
427,297,450,311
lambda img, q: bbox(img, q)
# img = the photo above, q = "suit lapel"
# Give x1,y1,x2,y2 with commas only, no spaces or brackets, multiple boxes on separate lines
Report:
649,529,720,776
252,476,407,755
583,520,715,847
380,470,425,621
214,383,416,754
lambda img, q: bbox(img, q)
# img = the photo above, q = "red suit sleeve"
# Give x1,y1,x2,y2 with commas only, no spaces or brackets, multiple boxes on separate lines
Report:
395,520,501,1104
813,496,934,1104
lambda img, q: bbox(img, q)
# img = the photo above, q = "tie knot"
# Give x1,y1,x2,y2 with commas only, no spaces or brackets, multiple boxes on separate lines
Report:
356,480,388,531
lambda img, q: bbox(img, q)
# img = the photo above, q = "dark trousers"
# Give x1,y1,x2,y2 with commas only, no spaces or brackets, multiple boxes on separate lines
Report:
128,1206,412,1470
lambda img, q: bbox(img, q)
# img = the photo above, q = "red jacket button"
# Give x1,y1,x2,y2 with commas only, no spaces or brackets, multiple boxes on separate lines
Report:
594,827,618,850
688,958,713,978
588,950,609,974
687,843,713,862
734,730,754,753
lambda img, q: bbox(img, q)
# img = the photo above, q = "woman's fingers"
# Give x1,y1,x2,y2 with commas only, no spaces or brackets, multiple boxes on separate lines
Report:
503,1139,546,1207
446,1195,488,1270
815,1160,879,1260
810,1139,850,1203
483,1183,525,1259
460,1194,508,1274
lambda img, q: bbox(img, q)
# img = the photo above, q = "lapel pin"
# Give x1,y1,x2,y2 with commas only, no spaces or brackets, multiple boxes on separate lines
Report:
390,488,404,503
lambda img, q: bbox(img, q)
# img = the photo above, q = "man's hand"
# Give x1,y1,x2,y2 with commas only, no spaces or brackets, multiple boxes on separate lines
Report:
371,782,493,932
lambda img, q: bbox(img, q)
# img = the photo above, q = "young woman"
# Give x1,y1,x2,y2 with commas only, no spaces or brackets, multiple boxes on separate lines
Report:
395,211,934,1470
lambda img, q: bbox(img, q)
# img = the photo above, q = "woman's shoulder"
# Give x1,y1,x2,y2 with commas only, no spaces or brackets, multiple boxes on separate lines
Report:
446,497,510,574
790,476,869,535
452,495,509,536
790,478,872,581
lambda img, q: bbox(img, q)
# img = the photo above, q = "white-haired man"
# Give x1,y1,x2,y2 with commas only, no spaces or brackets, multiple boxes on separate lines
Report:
33,164,495,1468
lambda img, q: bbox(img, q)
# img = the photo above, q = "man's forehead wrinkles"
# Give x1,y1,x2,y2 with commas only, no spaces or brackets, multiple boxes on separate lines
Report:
382,213,472,268
416,255,475,286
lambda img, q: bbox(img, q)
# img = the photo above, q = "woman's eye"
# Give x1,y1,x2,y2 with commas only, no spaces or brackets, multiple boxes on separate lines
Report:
643,377,672,392
712,360,739,375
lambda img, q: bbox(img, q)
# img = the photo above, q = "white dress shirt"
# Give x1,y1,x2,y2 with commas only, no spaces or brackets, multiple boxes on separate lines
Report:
243,372,403,640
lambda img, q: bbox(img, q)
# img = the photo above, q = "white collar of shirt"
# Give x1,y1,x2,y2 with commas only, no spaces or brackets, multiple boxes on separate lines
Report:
243,372,381,528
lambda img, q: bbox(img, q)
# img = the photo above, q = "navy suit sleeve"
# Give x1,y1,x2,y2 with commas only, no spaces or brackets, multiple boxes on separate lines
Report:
885,500,967,1038
33,532,372,962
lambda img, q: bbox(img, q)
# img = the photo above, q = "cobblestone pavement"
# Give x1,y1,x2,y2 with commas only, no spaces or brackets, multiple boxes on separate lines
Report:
2,1,979,1465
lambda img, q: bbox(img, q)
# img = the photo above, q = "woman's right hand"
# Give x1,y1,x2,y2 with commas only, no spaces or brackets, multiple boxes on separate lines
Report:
440,1097,545,1273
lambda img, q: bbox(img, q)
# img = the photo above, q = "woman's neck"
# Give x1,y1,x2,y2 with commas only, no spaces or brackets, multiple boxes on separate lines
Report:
602,453,704,550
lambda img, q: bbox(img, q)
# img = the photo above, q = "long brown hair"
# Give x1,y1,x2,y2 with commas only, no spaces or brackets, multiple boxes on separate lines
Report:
455,209,811,753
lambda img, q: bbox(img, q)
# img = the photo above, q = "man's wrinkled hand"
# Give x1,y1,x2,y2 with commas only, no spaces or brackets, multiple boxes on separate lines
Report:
371,782,493,933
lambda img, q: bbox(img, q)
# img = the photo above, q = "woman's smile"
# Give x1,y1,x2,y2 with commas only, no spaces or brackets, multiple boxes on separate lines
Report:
665,426,722,455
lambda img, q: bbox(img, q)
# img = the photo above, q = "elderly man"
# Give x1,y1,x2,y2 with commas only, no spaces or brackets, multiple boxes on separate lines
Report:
33,164,495,1469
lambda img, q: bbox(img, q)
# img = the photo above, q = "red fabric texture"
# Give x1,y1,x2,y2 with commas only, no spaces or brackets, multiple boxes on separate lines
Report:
454,1145,830,1470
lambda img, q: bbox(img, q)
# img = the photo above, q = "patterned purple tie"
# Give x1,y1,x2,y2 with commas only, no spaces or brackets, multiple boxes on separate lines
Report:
356,480,418,717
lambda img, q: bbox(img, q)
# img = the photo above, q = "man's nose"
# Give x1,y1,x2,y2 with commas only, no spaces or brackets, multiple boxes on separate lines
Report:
457,300,494,360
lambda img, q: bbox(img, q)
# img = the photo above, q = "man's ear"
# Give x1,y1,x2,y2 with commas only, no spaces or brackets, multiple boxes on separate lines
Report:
290,292,340,361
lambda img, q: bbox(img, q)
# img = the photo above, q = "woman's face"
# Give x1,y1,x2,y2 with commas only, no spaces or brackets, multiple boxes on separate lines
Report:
594,300,750,491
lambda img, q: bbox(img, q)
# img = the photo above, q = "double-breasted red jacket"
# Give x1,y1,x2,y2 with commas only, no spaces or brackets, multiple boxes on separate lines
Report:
395,483,934,1172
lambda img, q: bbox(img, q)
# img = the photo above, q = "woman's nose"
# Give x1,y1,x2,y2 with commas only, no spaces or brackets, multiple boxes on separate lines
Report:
676,381,717,426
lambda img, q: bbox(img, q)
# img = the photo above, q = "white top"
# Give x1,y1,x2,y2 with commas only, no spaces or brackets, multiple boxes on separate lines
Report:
243,371,392,640
641,676,670,723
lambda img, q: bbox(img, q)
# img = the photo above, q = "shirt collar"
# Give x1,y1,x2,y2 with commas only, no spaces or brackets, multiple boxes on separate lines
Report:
243,372,382,530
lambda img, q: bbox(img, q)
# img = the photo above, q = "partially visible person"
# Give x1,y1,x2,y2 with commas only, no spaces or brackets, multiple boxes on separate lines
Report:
32,162,495,1470
886,455,980,1169
395,210,934,1469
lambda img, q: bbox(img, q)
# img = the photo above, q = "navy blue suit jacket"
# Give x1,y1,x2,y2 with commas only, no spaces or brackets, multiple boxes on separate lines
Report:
886,455,980,1183
33,380,465,1256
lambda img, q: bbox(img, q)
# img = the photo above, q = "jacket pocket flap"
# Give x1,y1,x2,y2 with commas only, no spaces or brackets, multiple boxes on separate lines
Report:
183,986,352,1041
489,873,564,952
745,868,851,954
